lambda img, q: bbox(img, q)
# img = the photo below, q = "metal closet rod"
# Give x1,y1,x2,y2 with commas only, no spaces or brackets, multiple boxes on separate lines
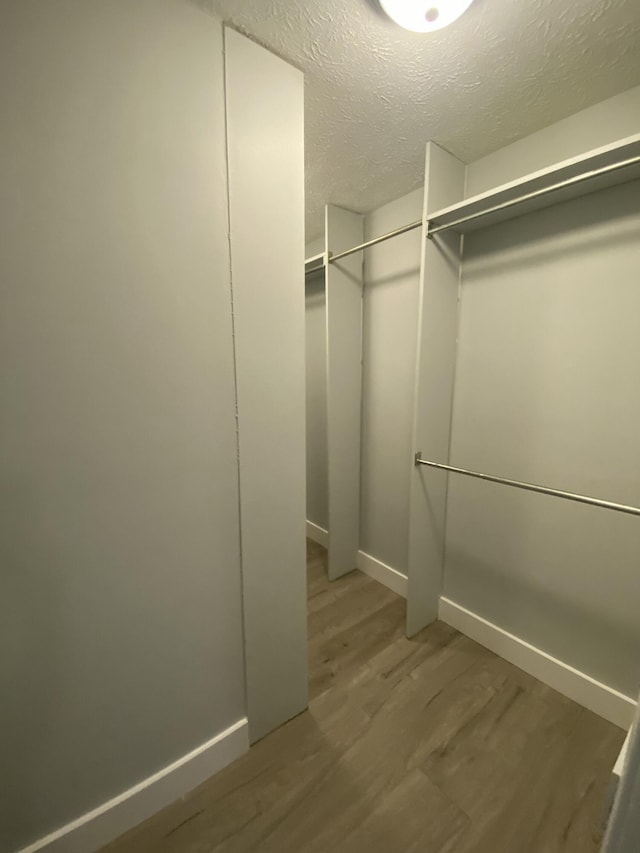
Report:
427,152,640,237
414,454,640,518
311,150,640,267
329,219,423,263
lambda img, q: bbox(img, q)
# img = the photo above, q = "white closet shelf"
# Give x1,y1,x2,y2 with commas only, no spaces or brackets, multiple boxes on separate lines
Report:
305,252,326,274
427,132,640,236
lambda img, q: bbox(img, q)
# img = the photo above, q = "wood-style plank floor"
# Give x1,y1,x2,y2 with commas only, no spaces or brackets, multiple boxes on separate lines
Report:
104,540,624,853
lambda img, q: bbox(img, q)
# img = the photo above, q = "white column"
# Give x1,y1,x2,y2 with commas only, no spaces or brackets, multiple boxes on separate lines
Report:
325,205,364,580
406,143,465,636
224,28,308,742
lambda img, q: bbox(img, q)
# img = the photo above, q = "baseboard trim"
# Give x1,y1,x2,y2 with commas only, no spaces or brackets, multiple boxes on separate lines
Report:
439,597,635,730
19,718,249,853
306,520,328,548
304,526,408,600
357,551,408,598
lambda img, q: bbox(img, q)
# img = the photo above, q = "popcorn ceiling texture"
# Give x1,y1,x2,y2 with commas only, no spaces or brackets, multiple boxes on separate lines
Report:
207,0,640,240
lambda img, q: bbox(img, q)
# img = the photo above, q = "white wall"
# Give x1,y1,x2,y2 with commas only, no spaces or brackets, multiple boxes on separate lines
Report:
360,189,423,575
445,190,640,700
443,87,640,698
466,85,640,197
0,2,245,851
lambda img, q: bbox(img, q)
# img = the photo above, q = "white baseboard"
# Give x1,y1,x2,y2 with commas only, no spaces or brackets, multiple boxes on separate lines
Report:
305,526,408,600
356,550,408,598
19,718,249,853
306,520,328,548
439,597,635,730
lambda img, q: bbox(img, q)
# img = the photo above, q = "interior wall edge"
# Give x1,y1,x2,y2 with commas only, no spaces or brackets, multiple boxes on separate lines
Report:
438,597,635,731
17,719,249,853
359,187,423,579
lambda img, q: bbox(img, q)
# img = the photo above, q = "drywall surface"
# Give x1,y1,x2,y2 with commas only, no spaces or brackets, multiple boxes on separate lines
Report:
360,189,423,576
225,28,308,742
305,268,328,530
466,84,640,197
444,179,640,697
0,3,245,851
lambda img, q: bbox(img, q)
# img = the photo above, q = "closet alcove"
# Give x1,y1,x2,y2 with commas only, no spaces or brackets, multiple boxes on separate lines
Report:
409,134,640,730
305,132,640,734
305,206,364,580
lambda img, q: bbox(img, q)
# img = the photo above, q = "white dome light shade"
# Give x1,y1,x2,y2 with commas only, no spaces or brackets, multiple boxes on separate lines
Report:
379,0,475,32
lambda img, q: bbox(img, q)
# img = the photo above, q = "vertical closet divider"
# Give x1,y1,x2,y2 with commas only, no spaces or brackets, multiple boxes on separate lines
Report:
406,143,466,636
325,205,365,580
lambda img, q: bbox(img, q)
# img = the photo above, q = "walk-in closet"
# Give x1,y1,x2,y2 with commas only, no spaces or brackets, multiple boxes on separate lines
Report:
301,97,640,853
306,127,640,725
409,136,640,722
5,1,640,851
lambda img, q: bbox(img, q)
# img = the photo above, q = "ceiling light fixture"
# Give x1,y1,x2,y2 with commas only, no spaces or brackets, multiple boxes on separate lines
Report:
379,0,475,32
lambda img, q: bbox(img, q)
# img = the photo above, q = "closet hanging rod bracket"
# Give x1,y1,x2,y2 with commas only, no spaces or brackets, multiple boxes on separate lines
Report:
414,453,640,518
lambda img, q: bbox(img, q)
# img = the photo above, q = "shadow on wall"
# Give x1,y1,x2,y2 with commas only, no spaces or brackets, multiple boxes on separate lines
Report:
365,266,420,290
362,0,393,22
1,481,59,849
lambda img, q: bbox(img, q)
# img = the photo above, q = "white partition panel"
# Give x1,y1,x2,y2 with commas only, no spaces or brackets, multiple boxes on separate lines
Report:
407,143,466,636
360,189,424,577
225,28,307,742
325,206,364,579
305,268,328,533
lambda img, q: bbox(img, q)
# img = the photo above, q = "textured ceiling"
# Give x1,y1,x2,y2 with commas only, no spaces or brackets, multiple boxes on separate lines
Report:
206,0,640,240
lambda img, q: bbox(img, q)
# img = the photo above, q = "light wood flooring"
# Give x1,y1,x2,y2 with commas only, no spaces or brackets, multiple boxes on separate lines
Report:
104,539,624,852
